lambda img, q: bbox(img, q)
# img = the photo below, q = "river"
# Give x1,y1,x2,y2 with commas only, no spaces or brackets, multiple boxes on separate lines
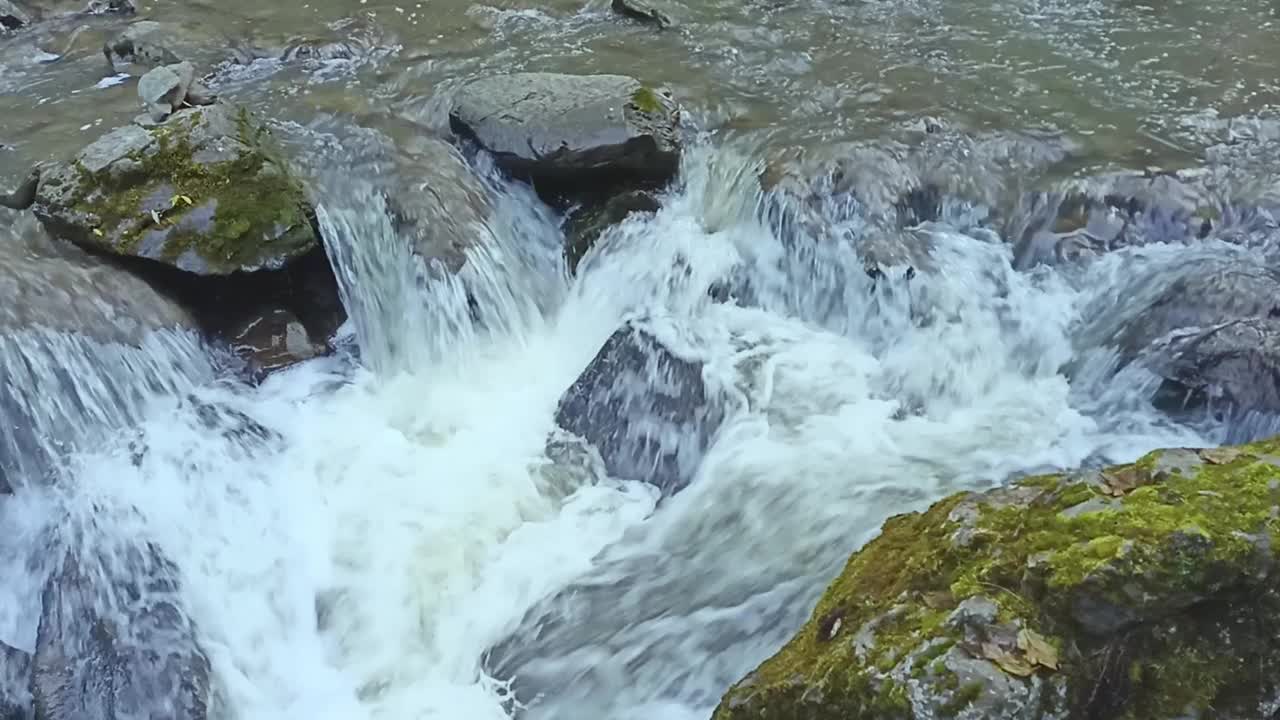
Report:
2,0,1279,719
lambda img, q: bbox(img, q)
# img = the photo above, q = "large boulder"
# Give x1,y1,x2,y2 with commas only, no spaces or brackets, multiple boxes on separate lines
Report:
0,642,32,720
448,72,681,194
1078,257,1280,359
1143,318,1280,437
0,219,201,491
714,439,1280,720
102,20,183,74
33,101,319,276
554,323,724,497
33,544,209,720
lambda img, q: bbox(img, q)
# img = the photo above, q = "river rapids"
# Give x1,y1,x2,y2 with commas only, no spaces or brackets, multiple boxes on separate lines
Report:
3,0,1280,719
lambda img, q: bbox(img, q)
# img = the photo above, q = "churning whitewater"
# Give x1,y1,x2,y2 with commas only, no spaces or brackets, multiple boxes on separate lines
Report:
0,139,1216,720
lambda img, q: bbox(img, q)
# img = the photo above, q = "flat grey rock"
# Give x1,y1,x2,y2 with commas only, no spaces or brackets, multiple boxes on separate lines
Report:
449,72,681,190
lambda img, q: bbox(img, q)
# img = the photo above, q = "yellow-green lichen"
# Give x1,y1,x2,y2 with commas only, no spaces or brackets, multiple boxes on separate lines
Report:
70,106,313,272
713,437,1280,720
630,86,664,114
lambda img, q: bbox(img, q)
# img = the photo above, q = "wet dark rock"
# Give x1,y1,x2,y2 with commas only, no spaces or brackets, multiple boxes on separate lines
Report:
564,189,660,272
33,544,209,720
103,21,183,74
1009,171,1221,270
0,642,32,720
33,101,318,276
1144,318,1280,429
554,322,724,496
0,0,31,31
0,166,41,211
378,134,497,275
1097,259,1280,357
611,0,672,28
449,72,682,196
228,306,324,377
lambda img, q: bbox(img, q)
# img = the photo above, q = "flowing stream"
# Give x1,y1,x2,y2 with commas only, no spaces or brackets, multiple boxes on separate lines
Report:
3,0,1280,719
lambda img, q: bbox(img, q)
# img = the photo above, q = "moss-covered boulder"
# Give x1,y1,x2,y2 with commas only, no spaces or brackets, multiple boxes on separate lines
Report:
33,101,318,276
714,439,1280,720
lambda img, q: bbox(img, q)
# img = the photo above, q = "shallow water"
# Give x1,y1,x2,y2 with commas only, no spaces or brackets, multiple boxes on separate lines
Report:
2,0,1279,719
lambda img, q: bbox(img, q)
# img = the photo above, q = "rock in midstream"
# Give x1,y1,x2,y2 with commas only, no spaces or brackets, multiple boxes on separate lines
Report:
103,20,183,73
1079,257,1280,358
1142,317,1280,436
0,0,30,30
563,189,661,272
136,61,216,122
33,543,209,720
611,0,672,29
448,72,682,196
1008,170,1224,270
33,100,317,275
0,641,32,720
30,101,344,376
554,322,725,497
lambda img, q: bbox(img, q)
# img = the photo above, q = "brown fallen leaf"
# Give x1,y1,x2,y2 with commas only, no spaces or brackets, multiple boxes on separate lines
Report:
1017,628,1059,670
980,642,1035,677
1100,465,1148,497
1199,447,1244,466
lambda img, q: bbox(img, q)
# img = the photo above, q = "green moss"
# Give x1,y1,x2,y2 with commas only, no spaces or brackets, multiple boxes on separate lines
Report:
713,438,1280,720
629,86,664,114
938,682,983,718
70,106,313,272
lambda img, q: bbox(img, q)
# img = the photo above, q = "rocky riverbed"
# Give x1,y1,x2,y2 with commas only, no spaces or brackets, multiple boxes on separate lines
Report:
3,0,1280,719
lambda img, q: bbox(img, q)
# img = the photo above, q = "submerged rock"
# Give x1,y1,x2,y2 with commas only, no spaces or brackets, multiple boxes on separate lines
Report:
611,0,672,28
103,21,222,75
1009,171,1219,270
554,323,724,496
714,438,1280,720
0,0,31,31
449,72,682,194
34,544,209,720
564,189,660,272
1144,318,1280,426
0,642,32,720
104,21,177,72
33,101,318,275
1091,259,1280,357
0,165,41,210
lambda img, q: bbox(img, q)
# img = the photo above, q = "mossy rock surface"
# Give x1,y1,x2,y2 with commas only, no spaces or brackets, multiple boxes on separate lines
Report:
33,101,318,276
714,439,1280,720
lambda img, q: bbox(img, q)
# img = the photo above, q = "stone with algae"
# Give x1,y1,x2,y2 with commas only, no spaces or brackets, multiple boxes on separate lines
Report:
713,438,1280,720
33,101,317,276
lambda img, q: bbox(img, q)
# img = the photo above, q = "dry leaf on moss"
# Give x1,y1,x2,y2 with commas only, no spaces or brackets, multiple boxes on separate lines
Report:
1100,465,1148,497
1017,628,1059,670
1199,447,1244,465
980,642,1035,677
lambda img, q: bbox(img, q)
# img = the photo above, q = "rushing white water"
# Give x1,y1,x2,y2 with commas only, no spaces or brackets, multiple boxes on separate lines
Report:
0,138,1216,720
